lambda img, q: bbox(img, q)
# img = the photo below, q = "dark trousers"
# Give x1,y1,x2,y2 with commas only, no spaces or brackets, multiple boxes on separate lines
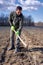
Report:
10,29,21,51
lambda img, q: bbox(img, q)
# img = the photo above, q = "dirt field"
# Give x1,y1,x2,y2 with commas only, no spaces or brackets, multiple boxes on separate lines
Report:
0,27,43,65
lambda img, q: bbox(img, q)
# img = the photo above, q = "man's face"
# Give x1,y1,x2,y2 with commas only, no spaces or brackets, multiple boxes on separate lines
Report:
16,9,22,16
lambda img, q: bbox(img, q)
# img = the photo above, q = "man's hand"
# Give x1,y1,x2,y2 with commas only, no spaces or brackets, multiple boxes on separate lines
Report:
11,26,15,31
15,30,19,36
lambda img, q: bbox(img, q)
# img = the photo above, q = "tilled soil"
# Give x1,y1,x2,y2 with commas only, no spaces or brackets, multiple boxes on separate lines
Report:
0,27,43,65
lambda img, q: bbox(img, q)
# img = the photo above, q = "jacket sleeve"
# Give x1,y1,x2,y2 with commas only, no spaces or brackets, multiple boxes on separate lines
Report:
17,15,24,31
8,12,14,26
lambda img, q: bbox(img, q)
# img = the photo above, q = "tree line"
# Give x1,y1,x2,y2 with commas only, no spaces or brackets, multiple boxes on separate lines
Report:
0,13,35,26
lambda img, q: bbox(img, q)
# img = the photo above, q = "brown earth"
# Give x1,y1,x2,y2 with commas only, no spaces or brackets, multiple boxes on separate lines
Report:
0,27,43,65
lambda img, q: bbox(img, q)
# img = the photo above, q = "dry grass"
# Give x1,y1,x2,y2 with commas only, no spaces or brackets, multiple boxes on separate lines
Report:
0,27,43,65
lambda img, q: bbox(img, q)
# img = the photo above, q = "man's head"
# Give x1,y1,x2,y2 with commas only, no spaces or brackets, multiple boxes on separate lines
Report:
16,6,22,16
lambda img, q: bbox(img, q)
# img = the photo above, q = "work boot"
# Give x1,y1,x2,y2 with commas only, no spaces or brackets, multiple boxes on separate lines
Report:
14,48,21,53
7,46,15,51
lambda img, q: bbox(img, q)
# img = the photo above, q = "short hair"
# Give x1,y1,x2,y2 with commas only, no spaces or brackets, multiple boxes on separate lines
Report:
16,6,22,10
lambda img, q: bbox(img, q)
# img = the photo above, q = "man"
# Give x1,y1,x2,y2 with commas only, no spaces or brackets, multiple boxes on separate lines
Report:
8,6,24,53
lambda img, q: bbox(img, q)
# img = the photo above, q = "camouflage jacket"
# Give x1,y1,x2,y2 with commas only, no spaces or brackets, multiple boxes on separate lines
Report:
9,11,24,31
